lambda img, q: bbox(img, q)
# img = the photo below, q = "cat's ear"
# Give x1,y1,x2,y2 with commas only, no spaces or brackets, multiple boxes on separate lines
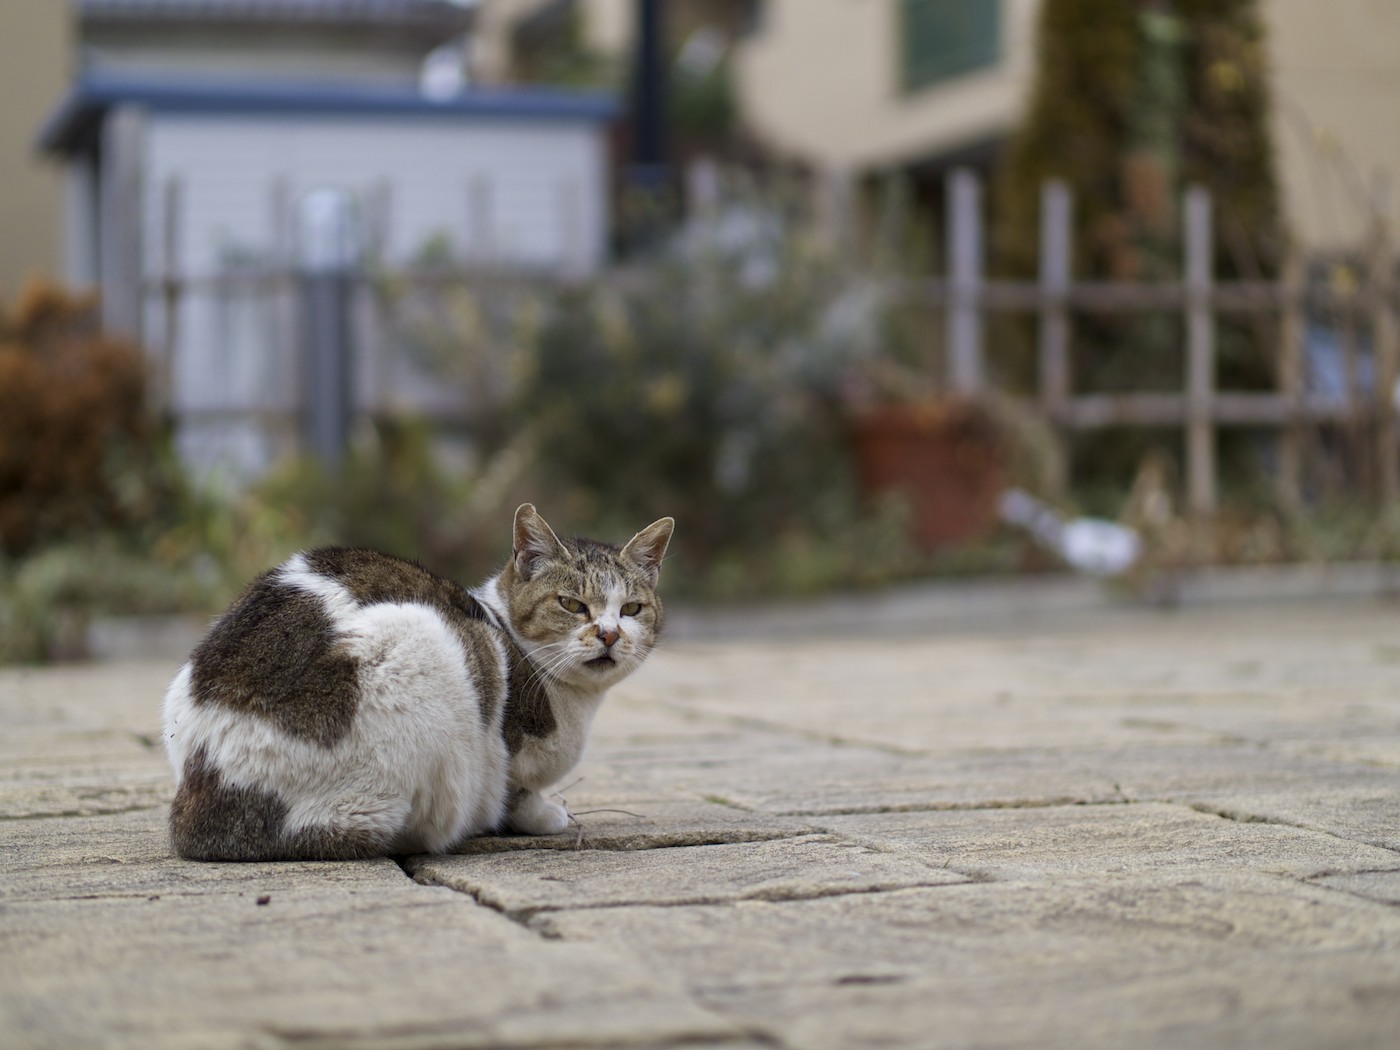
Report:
621,517,674,586
513,503,567,580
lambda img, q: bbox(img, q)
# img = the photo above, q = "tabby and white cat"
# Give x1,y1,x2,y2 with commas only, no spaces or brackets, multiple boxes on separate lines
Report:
162,504,673,861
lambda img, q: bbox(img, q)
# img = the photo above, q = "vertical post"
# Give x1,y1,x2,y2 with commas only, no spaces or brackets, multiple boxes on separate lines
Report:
298,189,357,470
65,158,100,286
629,0,669,191
302,271,351,469
158,175,182,421
1038,180,1072,497
270,177,299,455
1184,185,1216,517
625,0,670,249
367,180,393,421
99,105,146,340
815,166,853,249
1277,243,1305,510
946,168,984,395
1371,219,1399,506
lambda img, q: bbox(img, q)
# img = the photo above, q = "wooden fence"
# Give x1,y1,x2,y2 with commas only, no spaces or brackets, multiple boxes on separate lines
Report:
923,170,1399,513
140,170,1400,509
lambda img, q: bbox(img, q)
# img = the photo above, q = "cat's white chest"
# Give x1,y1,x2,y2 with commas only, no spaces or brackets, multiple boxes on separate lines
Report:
510,685,604,790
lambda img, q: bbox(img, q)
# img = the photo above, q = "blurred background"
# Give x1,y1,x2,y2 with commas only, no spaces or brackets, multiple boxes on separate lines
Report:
2,0,1399,661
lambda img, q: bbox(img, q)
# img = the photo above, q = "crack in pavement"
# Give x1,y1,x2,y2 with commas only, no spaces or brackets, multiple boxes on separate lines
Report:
1184,800,1400,856
655,700,926,757
259,1017,777,1050
491,879,974,927
776,796,1135,817
0,802,168,821
448,827,816,855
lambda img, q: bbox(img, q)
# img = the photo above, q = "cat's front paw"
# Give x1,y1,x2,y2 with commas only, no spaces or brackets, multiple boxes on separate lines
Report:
508,792,570,836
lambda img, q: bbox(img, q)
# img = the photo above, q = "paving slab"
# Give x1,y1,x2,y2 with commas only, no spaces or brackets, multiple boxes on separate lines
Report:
0,810,743,1050
536,874,1400,1050
410,834,967,918
814,801,1400,881
4,592,1400,1049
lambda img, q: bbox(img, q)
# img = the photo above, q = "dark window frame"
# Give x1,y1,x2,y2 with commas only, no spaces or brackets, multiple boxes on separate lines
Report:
899,0,1002,94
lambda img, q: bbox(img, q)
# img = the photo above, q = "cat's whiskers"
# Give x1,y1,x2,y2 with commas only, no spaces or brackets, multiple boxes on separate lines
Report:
520,639,578,688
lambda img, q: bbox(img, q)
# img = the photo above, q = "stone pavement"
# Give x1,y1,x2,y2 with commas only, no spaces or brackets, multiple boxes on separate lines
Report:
3,586,1400,1049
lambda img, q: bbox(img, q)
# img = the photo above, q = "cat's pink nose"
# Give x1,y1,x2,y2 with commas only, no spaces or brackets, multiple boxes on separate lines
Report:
597,625,620,648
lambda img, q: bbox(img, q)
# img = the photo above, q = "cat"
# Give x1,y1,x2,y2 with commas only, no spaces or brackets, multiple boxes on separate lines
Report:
162,503,673,861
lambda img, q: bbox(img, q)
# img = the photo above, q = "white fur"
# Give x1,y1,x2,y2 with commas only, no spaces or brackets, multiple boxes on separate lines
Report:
164,561,511,854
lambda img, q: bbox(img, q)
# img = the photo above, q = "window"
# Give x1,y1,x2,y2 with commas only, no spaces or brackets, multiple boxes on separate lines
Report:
899,0,1001,93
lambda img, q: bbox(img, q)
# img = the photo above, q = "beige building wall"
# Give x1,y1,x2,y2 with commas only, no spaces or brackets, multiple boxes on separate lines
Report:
473,0,1400,254
732,0,1400,252
1264,0,1400,251
732,0,1039,174
0,0,71,300
579,0,632,55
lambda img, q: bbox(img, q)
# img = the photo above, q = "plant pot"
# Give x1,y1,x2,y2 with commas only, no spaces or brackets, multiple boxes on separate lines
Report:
850,401,1005,551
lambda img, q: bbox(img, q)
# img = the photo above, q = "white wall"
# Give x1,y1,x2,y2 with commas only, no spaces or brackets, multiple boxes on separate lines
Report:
138,111,609,478
1263,0,1400,251
732,0,1039,174
142,113,607,274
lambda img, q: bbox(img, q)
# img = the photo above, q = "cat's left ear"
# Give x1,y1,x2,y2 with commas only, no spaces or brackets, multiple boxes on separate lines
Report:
621,517,675,586
513,503,568,580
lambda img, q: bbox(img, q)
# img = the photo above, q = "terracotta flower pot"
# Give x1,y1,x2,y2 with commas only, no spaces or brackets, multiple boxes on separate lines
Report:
850,400,1005,551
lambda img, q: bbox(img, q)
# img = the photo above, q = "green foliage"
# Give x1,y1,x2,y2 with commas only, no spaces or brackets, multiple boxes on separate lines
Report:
670,57,737,141
0,540,212,663
250,420,525,585
995,0,1282,282
516,7,622,90
515,195,924,597
992,0,1285,493
0,280,223,661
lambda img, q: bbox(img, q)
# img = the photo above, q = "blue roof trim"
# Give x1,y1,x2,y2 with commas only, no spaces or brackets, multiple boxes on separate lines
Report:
39,70,618,153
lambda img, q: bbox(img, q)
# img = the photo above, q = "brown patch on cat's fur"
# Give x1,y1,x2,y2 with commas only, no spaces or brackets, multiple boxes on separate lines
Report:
170,747,286,860
171,748,388,861
500,634,556,753
190,573,361,748
306,547,488,621
305,547,505,725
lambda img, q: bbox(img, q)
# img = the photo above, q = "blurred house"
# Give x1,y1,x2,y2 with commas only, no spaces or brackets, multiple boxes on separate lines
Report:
78,0,476,83
39,71,615,318
35,0,617,478
474,0,1400,254
0,0,71,299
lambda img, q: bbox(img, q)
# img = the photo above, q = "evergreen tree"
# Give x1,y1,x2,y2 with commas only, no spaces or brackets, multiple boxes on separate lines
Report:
991,0,1285,499
996,0,1282,285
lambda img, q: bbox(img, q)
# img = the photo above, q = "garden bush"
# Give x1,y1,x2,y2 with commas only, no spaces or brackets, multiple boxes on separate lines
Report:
0,280,178,556
513,199,948,597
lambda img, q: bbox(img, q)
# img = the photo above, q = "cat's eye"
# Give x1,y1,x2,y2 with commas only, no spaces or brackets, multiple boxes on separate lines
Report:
621,601,643,617
558,596,587,615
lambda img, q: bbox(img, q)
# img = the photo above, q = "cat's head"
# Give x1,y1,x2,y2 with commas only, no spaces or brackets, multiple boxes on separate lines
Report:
500,504,674,689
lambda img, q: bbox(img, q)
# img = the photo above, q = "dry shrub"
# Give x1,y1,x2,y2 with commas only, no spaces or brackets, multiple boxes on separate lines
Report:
0,280,154,555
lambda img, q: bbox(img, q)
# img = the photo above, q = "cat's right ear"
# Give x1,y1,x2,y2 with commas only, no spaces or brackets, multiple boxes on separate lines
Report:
513,503,566,580
621,516,675,587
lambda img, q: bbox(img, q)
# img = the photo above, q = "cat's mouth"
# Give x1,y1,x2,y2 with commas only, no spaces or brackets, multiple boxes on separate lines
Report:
584,654,617,670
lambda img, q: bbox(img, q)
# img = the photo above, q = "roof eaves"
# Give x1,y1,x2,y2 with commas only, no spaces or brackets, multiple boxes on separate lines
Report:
37,70,618,155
